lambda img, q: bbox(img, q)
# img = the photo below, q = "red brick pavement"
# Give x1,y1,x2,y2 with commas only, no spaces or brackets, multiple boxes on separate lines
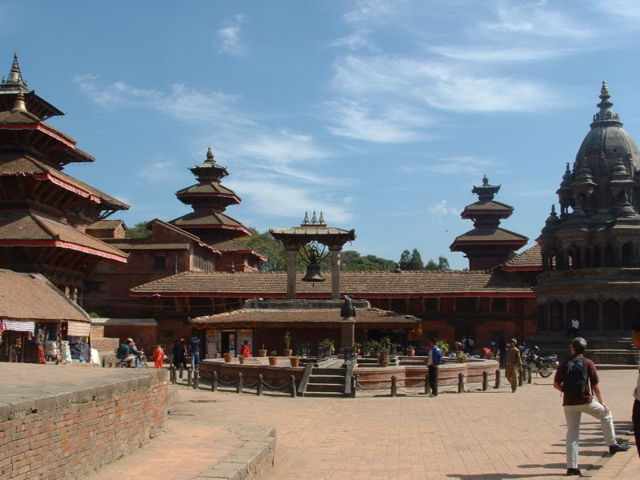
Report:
168,369,638,479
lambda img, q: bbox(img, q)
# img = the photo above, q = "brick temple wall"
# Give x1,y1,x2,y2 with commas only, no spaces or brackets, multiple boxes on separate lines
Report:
0,369,168,480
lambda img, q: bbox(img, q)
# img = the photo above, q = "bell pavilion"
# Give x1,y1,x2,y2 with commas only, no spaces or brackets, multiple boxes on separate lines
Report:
535,82,640,363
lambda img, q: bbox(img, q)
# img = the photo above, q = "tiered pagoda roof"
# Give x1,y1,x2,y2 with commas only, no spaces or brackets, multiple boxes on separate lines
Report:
0,56,128,290
171,147,263,270
450,176,527,270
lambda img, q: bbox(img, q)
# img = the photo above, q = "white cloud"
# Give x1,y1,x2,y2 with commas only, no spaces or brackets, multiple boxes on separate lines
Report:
428,200,459,216
426,156,502,176
429,45,585,63
230,180,354,223
73,75,243,125
332,55,556,113
325,98,430,143
216,14,247,57
136,158,179,183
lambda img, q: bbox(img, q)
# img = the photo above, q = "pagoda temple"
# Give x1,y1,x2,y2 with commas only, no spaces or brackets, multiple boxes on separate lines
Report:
450,176,528,270
535,82,640,356
0,55,129,296
171,147,264,272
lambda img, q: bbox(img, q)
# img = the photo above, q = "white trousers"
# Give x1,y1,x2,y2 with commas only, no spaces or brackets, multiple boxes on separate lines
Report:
563,400,616,469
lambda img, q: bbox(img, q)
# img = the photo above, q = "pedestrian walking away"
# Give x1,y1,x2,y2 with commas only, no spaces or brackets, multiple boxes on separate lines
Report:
553,336,630,477
190,334,201,370
152,344,165,369
631,320,640,458
505,338,521,393
427,338,442,397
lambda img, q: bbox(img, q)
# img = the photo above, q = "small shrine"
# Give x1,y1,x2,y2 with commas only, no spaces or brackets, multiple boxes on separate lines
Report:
450,176,527,270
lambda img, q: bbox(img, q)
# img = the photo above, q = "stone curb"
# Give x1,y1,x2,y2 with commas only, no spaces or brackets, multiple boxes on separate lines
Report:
191,424,276,480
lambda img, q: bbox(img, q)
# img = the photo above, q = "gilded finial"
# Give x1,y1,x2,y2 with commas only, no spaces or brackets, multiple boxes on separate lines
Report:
600,80,609,99
482,174,489,186
311,211,317,224
318,211,325,225
206,146,214,162
11,91,27,113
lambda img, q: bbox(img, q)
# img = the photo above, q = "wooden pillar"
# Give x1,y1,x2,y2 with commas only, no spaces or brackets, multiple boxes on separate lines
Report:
330,248,341,300
598,301,604,333
286,247,297,299
618,299,624,331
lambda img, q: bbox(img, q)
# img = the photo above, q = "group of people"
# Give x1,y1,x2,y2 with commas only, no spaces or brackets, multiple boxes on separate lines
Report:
171,336,201,372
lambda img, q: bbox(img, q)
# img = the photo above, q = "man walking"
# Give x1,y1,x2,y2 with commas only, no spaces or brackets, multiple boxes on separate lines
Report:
189,334,201,370
553,337,629,476
631,321,640,458
427,338,442,397
505,338,521,393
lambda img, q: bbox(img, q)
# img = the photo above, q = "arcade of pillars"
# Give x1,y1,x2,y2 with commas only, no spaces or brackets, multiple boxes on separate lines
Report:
542,240,640,270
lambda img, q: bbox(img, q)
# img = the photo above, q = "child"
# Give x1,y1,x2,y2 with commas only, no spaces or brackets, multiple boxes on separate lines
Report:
153,344,165,369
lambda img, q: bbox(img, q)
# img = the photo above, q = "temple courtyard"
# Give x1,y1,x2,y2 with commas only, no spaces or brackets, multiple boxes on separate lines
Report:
87,368,639,480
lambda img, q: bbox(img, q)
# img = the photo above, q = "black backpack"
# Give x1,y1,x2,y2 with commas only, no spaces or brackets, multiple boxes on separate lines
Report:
563,357,589,395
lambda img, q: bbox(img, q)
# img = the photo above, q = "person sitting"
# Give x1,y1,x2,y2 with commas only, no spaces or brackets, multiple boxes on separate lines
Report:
128,338,144,367
117,340,136,367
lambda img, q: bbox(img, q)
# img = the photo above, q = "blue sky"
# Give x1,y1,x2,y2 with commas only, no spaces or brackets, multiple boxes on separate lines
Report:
5,0,640,269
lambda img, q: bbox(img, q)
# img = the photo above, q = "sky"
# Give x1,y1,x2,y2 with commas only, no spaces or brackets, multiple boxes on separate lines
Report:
4,0,640,269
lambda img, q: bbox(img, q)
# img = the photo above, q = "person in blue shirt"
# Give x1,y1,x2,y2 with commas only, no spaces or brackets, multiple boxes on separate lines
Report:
189,335,201,370
427,338,442,397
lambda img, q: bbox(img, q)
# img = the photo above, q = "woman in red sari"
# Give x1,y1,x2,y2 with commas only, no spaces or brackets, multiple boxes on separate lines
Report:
239,341,251,358
152,344,165,368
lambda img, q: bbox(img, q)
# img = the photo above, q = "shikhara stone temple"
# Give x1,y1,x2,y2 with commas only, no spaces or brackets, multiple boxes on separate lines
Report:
0,57,639,365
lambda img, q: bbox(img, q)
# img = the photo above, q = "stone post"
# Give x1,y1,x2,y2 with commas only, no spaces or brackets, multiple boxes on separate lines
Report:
286,247,298,299
330,247,341,299
340,317,356,351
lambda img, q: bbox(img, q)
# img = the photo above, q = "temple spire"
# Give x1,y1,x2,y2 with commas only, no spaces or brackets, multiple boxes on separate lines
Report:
592,80,621,126
3,54,27,89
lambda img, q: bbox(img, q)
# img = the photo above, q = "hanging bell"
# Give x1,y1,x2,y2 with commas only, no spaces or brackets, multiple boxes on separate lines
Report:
302,262,325,282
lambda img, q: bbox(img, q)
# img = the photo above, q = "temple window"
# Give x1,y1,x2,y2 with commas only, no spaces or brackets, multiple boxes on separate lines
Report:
604,245,615,267
602,299,620,330
584,299,599,331
153,256,166,271
621,241,635,267
623,299,640,330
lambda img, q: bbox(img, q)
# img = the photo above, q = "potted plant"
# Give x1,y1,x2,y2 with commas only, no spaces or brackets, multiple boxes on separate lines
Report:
212,351,220,359
364,340,379,358
457,352,469,363
354,342,362,357
321,338,335,355
378,337,392,367
283,331,293,356
238,354,245,364
223,352,232,363
268,350,278,366
257,344,268,357
289,356,300,367
406,345,415,357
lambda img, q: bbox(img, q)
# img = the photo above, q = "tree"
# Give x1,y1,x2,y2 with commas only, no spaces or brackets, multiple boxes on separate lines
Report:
125,221,151,239
438,256,450,270
241,229,287,272
425,259,439,270
399,250,412,270
409,248,424,270
341,250,396,271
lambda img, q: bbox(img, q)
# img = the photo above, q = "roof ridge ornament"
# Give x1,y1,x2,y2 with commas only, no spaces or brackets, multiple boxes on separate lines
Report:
206,146,215,163
592,80,621,126
11,91,27,113
302,211,309,225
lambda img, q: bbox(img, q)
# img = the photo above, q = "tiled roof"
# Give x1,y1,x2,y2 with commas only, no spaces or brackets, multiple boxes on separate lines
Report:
176,183,239,197
502,244,543,270
462,200,513,214
0,153,128,210
0,212,128,262
87,219,125,230
171,211,248,231
131,270,533,297
0,269,90,322
191,307,420,325
451,227,528,245
110,242,189,251
149,219,221,254
210,239,267,261
270,225,355,236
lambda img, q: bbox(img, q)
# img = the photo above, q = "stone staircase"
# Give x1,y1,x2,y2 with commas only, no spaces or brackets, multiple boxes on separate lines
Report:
532,335,639,366
304,366,346,397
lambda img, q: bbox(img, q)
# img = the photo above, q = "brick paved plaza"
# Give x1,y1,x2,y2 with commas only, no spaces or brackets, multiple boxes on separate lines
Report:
91,368,639,480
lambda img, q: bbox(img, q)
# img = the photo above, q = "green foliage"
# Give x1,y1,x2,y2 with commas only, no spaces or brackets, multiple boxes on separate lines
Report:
379,337,393,351
269,350,277,356
436,339,450,354
321,338,335,353
425,256,451,270
126,221,152,239
363,340,379,355
399,248,424,270
425,259,438,270
341,250,396,271
284,330,291,349
242,229,287,272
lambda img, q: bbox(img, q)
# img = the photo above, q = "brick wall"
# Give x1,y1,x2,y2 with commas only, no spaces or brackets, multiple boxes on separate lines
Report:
0,370,168,480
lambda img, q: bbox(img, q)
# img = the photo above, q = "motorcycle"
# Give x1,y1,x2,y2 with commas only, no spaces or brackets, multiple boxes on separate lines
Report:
522,345,559,378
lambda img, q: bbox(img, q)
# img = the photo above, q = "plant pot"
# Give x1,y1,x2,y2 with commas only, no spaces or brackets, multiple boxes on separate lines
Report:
407,348,415,357
223,353,232,363
212,352,220,359
289,357,300,367
283,349,293,357
238,355,245,364
268,357,278,366
257,349,267,357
